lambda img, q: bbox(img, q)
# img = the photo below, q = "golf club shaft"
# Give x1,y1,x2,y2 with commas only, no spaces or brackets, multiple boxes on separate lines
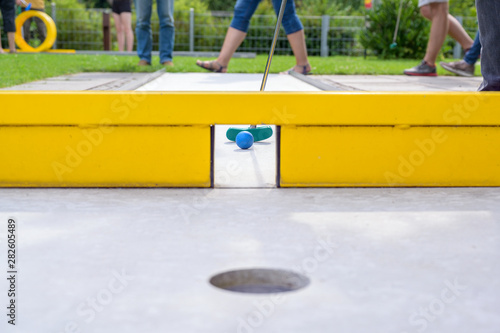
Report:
260,0,288,91
392,0,404,43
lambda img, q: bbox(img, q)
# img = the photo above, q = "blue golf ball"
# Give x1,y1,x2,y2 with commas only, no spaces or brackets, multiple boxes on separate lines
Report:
235,131,254,149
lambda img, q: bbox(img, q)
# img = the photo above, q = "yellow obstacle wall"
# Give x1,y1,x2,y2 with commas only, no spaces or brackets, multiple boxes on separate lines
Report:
1,91,499,187
280,125,500,187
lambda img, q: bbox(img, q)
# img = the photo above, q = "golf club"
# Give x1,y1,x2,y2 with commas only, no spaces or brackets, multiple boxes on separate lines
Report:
260,0,288,91
226,0,287,140
390,0,404,49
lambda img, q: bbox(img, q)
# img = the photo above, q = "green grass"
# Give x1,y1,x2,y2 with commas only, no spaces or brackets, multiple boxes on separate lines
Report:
0,53,479,88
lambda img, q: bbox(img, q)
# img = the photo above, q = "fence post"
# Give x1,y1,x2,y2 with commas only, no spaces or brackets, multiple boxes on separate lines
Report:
189,8,195,53
320,15,330,57
51,2,57,49
453,16,463,59
103,10,111,51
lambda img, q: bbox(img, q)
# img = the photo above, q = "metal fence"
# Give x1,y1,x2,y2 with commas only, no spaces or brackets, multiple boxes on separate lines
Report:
1,5,477,58
1,6,365,56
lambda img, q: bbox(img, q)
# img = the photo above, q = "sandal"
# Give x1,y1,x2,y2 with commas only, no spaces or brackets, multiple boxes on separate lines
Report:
281,64,312,75
196,60,227,73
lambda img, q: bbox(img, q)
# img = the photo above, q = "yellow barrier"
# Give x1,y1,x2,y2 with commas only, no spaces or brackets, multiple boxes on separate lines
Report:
2,91,499,126
280,125,500,187
1,91,499,187
3,49,76,53
15,11,57,52
0,125,212,187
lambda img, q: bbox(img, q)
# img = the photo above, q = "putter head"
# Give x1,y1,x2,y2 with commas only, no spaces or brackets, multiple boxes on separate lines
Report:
226,126,273,142
390,42,397,49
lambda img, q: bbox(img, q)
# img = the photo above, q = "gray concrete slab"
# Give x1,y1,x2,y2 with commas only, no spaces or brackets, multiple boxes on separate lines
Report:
2,72,157,91
1,188,499,333
313,75,483,91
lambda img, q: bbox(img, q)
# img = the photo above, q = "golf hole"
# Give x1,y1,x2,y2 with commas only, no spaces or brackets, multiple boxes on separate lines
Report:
209,268,309,294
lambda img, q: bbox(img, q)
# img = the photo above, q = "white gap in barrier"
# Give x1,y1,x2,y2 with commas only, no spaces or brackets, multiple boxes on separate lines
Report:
214,124,276,188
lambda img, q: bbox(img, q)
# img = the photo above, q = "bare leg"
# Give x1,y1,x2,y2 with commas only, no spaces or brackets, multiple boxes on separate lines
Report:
447,14,473,50
121,12,134,52
422,2,449,66
217,27,246,66
113,13,124,51
286,29,311,73
0,28,4,54
196,27,246,72
7,32,16,53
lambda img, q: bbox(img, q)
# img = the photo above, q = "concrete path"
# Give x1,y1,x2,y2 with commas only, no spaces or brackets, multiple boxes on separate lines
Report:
2,72,483,92
1,72,165,91
1,188,499,333
313,74,483,91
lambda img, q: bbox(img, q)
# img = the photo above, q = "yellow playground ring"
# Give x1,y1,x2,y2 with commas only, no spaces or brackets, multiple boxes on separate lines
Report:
15,10,57,52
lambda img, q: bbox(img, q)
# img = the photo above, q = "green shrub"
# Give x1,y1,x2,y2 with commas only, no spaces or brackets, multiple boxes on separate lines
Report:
359,0,429,59
205,0,235,11
55,0,104,50
297,0,354,16
449,0,476,17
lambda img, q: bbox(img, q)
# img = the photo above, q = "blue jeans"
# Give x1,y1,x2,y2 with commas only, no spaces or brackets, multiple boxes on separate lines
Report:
464,30,481,65
230,0,303,35
135,0,175,64
476,0,500,91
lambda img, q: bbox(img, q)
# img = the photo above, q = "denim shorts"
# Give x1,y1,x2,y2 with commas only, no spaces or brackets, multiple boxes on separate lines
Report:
112,0,131,14
0,0,16,32
230,0,303,35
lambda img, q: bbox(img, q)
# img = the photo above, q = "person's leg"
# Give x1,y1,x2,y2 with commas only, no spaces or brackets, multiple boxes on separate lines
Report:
7,31,15,52
271,0,310,73
0,1,5,52
135,0,153,64
464,30,481,65
196,0,260,72
196,27,246,72
420,2,472,52
439,29,479,77
121,12,134,52
446,14,473,50
285,30,311,73
423,2,449,66
1,0,17,53
34,16,46,43
216,27,247,66
404,1,448,76
23,18,31,43
0,25,4,53
157,0,175,65
476,0,500,91
113,13,125,51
